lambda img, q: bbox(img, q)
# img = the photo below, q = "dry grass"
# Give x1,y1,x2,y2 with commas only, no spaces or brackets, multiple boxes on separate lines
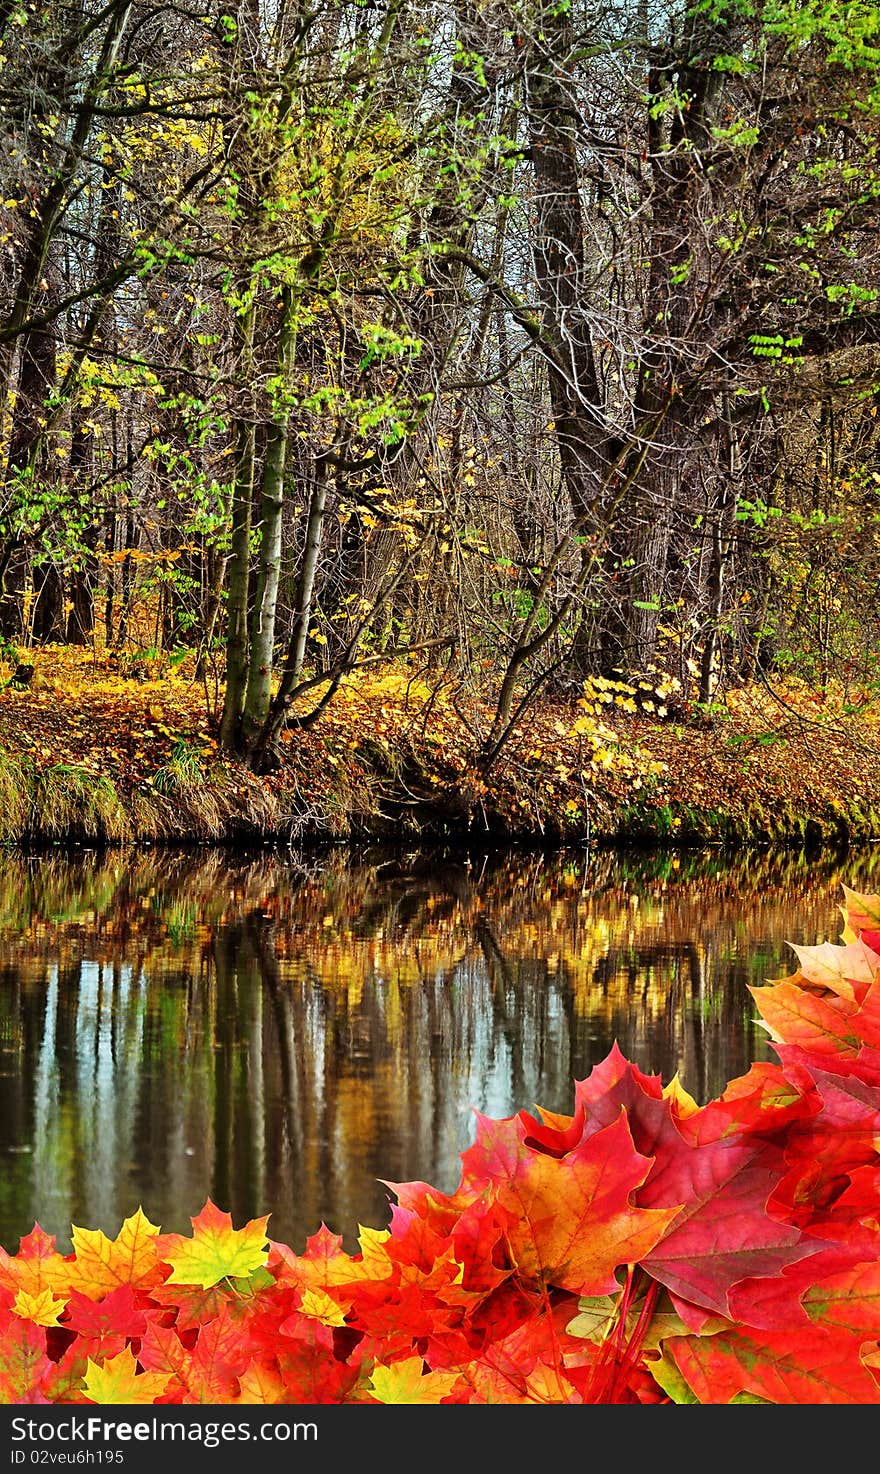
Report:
131,749,283,843
29,764,131,843
0,749,31,842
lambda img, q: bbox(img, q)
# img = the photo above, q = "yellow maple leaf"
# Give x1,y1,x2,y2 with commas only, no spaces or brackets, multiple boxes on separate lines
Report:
82,1349,171,1405
13,1287,68,1327
297,1288,348,1326
156,1199,269,1289
354,1225,394,1278
69,1208,162,1297
367,1357,461,1404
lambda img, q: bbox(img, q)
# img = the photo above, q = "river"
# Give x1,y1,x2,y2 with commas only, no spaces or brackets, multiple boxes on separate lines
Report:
1,841,877,1256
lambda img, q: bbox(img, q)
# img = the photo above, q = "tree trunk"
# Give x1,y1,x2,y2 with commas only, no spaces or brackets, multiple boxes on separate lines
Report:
257,458,330,753
239,287,296,755
524,3,618,676
218,304,257,750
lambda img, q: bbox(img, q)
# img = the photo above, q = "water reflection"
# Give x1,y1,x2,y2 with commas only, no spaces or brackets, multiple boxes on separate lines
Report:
1,842,878,1255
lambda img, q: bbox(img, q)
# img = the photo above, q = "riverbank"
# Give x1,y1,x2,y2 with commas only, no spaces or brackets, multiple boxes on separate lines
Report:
0,645,878,849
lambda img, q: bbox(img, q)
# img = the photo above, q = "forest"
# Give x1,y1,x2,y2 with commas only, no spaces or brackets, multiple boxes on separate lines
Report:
0,0,879,848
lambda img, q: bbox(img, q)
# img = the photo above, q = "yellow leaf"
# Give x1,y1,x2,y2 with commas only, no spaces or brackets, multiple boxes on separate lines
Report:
570,716,596,736
367,1357,461,1404
82,1349,171,1405
13,1287,68,1327
662,1074,700,1117
297,1288,348,1326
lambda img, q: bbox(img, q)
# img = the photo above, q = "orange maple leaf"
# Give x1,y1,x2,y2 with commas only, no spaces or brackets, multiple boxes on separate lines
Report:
231,1364,287,1404
751,978,859,1065
68,1208,162,1297
471,1111,681,1295
0,1225,69,1299
272,1221,393,1319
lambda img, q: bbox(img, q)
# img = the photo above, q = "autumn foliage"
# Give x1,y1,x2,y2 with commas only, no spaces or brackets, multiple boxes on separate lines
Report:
6,885,880,1404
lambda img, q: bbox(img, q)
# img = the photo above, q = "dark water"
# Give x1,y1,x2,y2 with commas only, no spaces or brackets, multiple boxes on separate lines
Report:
1,842,878,1257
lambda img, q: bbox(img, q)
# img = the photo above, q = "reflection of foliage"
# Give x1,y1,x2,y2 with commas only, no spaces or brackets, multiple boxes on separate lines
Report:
0,841,876,987
7,886,880,1401
2,844,879,1266
159,901,198,947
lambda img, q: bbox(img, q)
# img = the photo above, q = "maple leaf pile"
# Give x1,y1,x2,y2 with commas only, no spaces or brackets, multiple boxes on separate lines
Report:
7,886,880,1404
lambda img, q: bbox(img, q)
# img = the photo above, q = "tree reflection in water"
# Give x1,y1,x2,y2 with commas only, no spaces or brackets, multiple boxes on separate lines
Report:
0,842,876,1255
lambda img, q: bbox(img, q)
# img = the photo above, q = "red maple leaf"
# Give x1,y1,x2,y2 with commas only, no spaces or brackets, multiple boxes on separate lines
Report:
62,1285,148,1341
0,1308,51,1402
664,1322,880,1403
